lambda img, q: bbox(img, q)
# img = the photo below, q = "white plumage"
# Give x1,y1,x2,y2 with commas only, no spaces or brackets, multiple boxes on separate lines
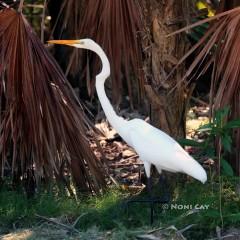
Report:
48,38,207,184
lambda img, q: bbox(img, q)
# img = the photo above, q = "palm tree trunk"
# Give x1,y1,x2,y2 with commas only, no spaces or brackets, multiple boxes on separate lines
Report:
141,0,190,139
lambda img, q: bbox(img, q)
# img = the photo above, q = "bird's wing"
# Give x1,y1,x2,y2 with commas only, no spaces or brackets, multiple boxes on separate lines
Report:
127,119,207,183
128,119,182,172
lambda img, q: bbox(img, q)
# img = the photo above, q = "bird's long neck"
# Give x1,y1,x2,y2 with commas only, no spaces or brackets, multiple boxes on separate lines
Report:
94,44,126,134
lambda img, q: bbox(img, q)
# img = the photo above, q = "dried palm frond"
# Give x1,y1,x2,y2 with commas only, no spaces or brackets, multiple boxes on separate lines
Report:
48,0,85,87
49,0,84,40
51,0,144,108
0,8,106,193
168,6,240,173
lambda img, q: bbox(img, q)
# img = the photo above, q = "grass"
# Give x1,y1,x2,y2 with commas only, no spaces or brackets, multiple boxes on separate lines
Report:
1,177,240,239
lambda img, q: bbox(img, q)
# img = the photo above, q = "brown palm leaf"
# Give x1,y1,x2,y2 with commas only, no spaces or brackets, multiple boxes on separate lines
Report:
0,8,106,193
168,6,240,174
51,0,144,108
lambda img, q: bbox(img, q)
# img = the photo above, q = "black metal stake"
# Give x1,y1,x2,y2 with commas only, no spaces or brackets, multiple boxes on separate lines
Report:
126,176,170,224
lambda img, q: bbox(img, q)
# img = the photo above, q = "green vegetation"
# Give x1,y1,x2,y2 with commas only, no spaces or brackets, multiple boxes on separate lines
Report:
1,178,240,239
180,107,240,176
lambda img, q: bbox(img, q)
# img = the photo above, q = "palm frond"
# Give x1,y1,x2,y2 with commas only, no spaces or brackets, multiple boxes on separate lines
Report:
51,0,144,108
168,7,240,173
0,9,106,193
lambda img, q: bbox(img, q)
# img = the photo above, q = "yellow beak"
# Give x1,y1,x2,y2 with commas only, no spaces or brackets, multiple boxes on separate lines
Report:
47,40,82,46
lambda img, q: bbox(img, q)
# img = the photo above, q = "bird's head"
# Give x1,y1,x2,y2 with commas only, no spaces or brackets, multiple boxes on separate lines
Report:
48,38,110,78
48,38,96,51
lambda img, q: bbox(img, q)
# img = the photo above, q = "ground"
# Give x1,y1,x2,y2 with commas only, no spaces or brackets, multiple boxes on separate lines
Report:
1,106,240,239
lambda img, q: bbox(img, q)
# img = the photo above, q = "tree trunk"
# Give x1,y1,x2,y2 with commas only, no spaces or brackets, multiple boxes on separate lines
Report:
141,0,190,139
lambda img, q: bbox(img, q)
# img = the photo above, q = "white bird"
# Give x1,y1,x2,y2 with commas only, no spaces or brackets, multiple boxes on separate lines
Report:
48,39,207,191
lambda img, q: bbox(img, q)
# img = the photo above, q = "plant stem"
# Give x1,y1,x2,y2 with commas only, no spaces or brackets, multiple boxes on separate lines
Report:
218,139,223,229
18,0,24,13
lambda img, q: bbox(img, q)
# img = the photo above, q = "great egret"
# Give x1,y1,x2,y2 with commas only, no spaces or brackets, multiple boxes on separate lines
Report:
48,39,207,191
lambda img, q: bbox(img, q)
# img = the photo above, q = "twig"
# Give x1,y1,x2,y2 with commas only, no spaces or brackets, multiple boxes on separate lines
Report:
209,234,236,240
178,224,196,234
35,214,80,233
72,213,88,228
147,227,164,234
123,154,139,161
109,175,120,186
26,4,44,9
191,96,209,106
108,162,141,167
18,0,24,13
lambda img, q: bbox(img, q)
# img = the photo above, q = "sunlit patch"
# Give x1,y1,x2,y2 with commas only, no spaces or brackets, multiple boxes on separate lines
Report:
196,1,215,17
1,230,33,240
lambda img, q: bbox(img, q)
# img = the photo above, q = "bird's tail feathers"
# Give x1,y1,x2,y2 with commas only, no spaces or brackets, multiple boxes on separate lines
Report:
182,158,207,183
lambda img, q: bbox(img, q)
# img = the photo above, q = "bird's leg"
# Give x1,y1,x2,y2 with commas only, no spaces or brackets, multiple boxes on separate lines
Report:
126,162,156,224
147,177,153,197
143,162,155,224
158,174,170,202
147,177,154,224
158,174,166,187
